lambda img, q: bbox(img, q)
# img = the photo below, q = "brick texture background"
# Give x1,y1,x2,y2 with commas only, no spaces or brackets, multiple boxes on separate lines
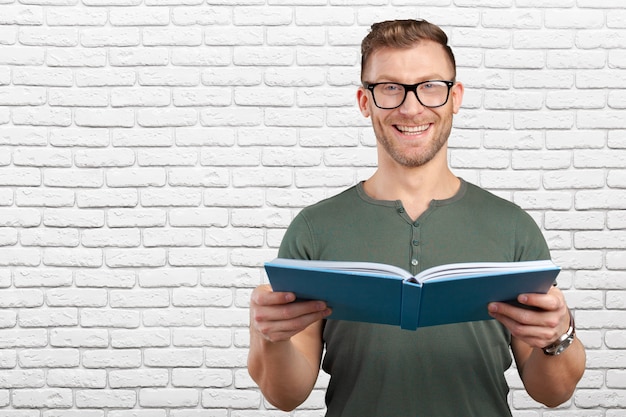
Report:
0,1,625,416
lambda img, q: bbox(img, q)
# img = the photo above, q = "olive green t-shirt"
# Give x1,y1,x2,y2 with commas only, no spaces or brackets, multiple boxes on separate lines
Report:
278,179,551,417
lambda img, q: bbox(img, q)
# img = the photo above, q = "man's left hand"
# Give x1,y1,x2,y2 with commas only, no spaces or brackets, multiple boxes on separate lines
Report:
488,286,570,350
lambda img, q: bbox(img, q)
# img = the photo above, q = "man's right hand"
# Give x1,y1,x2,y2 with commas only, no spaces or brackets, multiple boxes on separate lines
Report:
250,284,331,343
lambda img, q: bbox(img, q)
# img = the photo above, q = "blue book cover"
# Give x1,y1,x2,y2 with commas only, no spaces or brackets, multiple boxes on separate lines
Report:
264,258,560,330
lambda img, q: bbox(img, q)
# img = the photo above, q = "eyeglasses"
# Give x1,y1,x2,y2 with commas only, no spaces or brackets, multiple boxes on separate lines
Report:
363,80,455,110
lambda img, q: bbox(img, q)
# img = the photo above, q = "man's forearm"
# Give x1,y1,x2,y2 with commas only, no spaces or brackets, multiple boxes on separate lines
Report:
248,324,323,411
519,338,586,407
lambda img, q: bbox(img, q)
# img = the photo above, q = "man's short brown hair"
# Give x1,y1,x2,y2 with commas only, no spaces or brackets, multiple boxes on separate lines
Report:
360,19,456,82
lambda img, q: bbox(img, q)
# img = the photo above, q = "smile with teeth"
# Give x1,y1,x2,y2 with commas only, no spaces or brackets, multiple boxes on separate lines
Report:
395,124,430,135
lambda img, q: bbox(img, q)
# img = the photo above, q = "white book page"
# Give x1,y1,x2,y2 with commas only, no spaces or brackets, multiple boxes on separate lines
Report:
269,258,414,280
414,260,556,284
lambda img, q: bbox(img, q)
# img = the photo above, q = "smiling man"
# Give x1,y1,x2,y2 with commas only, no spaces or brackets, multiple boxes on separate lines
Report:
248,19,585,416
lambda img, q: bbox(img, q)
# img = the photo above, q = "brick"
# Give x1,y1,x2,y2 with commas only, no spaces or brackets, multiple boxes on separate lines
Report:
43,248,103,267
47,7,107,26
111,329,170,348
175,128,236,146
234,46,293,66
19,348,80,368
13,107,72,127
234,6,292,25
82,228,141,248
545,211,605,230
109,47,169,67
111,87,170,107
49,328,109,348
140,188,202,207
201,148,259,166
105,248,167,268
171,368,232,387
47,369,107,388
109,369,169,388
50,128,109,147
142,309,202,327
546,130,606,150
13,388,73,408
143,228,202,247
173,328,232,348
13,148,72,167
481,9,541,28
512,150,572,170
0,86,46,105
0,6,44,25
143,27,202,46
109,7,169,26
263,68,325,87
0,127,47,146
168,248,228,267
0,168,41,186
75,389,136,408
20,27,78,47
201,388,260,409
138,268,197,288
44,208,105,228
172,6,231,25
234,87,294,107
13,268,73,288
76,69,135,87
44,168,104,188
81,28,140,47
47,48,107,67
172,47,231,66
172,288,232,307
548,50,607,69
20,228,80,247
268,27,325,46
138,68,200,86
139,388,199,407
106,168,167,188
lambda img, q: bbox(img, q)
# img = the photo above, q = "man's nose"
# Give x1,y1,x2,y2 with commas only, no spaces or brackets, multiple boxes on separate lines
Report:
398,90,425,114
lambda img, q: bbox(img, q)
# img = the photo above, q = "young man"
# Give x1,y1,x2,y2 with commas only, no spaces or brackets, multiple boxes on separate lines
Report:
248,19,585,416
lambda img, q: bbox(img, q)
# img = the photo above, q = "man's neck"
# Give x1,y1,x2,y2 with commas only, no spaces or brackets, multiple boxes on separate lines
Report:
363,165,460,221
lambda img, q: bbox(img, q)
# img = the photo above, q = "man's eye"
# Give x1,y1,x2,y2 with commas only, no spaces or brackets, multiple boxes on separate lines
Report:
382,84,402,92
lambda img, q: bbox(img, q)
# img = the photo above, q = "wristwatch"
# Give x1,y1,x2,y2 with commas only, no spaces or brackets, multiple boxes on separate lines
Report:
542,309,576,356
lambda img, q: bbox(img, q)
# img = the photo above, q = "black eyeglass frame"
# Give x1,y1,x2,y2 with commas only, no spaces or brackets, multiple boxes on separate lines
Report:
363,80,455,110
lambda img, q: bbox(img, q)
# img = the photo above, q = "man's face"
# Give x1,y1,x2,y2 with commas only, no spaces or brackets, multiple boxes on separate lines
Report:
358,41,464,168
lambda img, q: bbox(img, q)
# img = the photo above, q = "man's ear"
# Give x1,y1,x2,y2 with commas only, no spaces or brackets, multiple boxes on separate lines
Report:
451,81,464,115
357,87,371,118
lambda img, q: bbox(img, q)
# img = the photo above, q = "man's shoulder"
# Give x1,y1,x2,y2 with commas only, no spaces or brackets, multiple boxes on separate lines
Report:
463,181,523,212
299,184,361,216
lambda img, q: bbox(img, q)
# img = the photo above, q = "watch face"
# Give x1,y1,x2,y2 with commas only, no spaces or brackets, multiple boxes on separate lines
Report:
552,334,575,356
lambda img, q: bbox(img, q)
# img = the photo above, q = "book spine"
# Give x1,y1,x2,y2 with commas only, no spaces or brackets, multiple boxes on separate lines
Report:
400,282,422,330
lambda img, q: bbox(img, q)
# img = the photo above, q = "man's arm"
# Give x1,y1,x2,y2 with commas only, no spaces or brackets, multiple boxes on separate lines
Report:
248,284,330,411
489,286,586,407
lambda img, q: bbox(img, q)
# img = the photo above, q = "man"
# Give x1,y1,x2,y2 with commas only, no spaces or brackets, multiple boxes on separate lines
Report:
248,19,585,416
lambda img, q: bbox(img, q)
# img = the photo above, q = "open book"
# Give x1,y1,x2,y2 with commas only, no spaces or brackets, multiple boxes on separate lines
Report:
264,258,560,330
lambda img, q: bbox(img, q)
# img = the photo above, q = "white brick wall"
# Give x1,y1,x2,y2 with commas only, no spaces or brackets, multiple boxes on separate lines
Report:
0,1,624,415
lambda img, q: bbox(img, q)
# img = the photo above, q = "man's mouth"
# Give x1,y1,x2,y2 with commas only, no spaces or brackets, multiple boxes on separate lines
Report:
395,124,430,135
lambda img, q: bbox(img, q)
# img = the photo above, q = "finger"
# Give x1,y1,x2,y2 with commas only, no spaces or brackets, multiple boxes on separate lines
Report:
258,299,329,323
254,305,331,343
516,286,565,311
251,284,296,307
489,311,560,348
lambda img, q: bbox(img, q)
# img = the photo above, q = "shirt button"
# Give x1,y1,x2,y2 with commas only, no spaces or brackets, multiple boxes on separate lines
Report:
411,259,419,266
412,239,419,246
